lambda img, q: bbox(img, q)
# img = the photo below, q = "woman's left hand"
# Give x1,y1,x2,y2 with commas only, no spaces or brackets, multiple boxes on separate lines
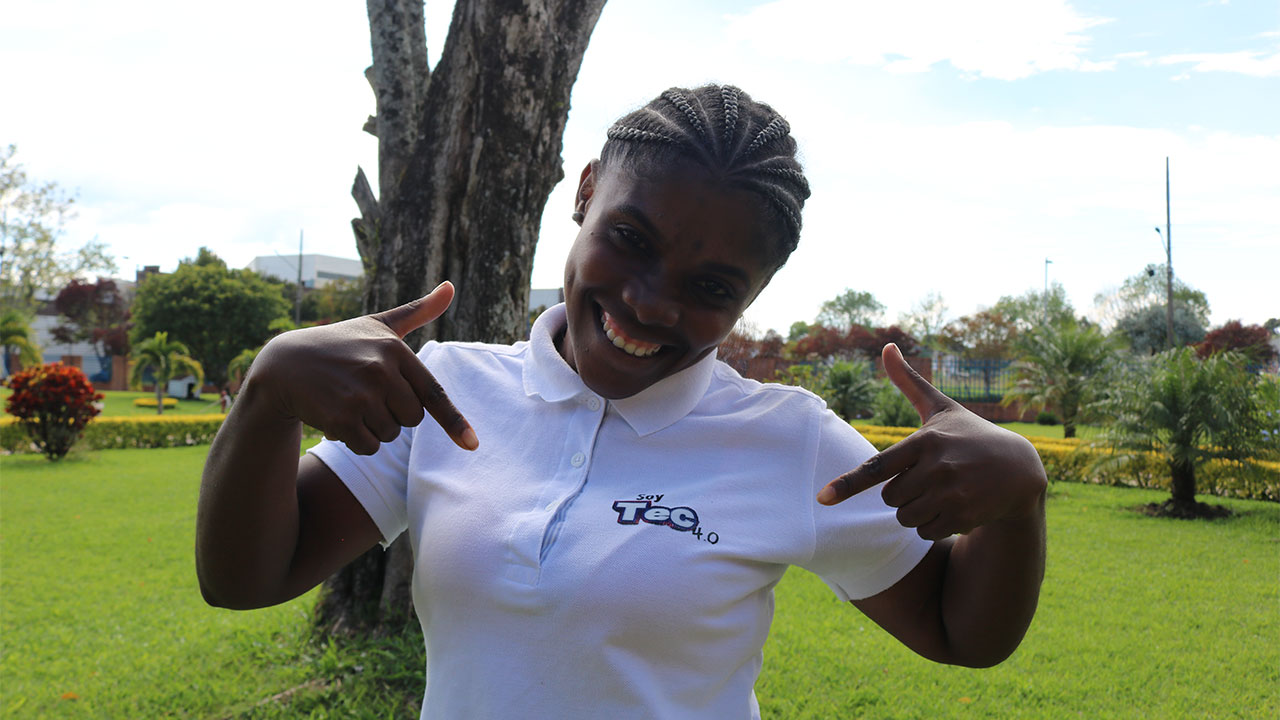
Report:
817,344,1047,540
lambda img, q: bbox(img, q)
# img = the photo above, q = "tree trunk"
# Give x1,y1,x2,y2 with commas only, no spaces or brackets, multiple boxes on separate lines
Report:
1169,458,1197,508
316,0,606,636
1061,398,1077,439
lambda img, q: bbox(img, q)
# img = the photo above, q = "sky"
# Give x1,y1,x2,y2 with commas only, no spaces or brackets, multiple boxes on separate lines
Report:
3,0,1277,335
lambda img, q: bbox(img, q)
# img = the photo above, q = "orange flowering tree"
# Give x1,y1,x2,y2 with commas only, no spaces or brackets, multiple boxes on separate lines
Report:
3,362,103,459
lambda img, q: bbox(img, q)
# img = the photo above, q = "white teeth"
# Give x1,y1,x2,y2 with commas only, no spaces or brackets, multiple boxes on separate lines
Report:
601,312,660,357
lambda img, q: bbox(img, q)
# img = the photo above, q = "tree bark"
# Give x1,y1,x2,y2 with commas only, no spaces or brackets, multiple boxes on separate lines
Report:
1169,458,1197,508
317,0,606,636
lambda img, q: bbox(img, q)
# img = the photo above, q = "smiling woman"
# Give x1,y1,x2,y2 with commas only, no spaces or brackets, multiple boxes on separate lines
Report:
197,84,1049,720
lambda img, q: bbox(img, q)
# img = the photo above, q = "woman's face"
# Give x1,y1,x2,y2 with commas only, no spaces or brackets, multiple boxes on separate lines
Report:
559,160,777,399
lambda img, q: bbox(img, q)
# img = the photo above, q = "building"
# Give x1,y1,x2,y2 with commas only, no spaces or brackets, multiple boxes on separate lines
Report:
246,254,363,289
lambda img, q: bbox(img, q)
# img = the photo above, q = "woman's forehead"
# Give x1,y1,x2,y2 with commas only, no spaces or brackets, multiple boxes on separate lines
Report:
597,162,774,255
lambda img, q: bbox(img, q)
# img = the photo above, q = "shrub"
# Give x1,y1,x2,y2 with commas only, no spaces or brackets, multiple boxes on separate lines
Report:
870,380,920,428
1036,411,1059,426
825,361,876,420
2,363,104,460
1,415,322,454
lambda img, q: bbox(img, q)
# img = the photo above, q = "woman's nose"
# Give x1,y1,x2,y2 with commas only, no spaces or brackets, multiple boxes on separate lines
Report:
622,279,679,327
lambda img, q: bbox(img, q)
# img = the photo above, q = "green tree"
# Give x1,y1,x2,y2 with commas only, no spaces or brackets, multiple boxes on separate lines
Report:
130,248,289,386
129,331,204,414
897,291,949,349
992,283,1075,332
226,346,260,388
301,276,366,324
1113,303,1206,356
0,145,116,314
1003,321,1113,438
1,308,43,375
1093,264,1210,329
825,361,876,421
1099,348,1278,517
816,289,884,331
786,320,810,343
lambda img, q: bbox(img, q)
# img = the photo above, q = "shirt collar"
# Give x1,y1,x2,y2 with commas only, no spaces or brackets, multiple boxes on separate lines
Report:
523,303,717,436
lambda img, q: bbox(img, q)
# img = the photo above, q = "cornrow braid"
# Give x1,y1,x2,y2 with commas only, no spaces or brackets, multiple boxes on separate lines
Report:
600,84,811,268
720,86,739,151
662,89,708,142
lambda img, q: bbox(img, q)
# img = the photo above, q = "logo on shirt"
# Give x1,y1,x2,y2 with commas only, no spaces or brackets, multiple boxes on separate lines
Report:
612,495,699,532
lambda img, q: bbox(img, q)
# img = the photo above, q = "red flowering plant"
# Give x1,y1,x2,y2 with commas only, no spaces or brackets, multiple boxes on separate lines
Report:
3,362,104,460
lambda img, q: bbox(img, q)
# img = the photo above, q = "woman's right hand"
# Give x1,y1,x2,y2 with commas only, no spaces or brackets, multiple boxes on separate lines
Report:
247,280,477,455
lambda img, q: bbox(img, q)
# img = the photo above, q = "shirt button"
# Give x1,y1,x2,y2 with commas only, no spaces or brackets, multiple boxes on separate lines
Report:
570,452,586,468
586,397,601,411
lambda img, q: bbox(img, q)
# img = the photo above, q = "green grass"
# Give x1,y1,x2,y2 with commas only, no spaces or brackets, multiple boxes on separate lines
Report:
2,387,227,417
0,445,316,718
757,483,1279,719
3,446,1277,718
850,417,1099,440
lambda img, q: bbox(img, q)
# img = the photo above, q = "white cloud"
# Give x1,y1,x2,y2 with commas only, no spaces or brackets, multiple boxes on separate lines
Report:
1158,49,1280,78
723,0,1111,80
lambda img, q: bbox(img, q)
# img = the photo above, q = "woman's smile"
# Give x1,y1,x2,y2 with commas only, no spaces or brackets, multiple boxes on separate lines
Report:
601,309,662,358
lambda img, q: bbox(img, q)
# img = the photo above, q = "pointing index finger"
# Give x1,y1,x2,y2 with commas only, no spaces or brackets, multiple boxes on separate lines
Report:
817,438,918,505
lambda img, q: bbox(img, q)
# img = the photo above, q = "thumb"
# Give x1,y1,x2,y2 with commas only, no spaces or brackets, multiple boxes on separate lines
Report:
882,342,950,423
372,281,455,339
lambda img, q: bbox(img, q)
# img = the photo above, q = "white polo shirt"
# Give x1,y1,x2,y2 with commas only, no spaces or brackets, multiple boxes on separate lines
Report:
309,304,930,720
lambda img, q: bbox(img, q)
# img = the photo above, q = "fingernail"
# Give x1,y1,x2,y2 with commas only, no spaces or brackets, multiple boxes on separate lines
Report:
816,486,836,505
432,281,448,293
460,427,478,451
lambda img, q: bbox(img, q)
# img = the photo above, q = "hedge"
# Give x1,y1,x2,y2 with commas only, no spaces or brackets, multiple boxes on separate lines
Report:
2,415,226,452
858,424,1280,503
4,416,1276,502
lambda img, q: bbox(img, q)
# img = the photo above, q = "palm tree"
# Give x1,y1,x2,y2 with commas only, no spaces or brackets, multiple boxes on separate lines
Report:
130,331,204,415
1100,348,1277,517
825,360,876,421
226,346,259,388
1003,321,1113,438
1,309,43,377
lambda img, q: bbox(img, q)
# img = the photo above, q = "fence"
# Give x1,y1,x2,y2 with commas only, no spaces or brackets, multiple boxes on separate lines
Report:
932,355,1015,403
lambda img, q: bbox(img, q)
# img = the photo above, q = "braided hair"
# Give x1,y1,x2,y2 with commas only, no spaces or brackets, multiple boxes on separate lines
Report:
599,85,812,270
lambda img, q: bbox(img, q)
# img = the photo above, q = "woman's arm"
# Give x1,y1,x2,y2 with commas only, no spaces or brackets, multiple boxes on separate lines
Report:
196,282,476,609
818,343,1047,667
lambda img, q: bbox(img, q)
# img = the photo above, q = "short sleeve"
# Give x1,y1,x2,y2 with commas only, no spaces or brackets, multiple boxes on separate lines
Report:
800,410,931,601
305,341,442,547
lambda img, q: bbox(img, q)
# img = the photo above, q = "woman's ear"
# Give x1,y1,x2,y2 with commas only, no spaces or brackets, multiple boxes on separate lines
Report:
573,161,599,225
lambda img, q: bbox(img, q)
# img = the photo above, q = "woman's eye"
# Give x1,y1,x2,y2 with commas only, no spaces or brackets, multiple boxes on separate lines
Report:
614,226,648,252
697,280,732,300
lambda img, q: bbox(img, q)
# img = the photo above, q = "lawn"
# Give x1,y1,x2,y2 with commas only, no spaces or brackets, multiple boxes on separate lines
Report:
850,417,1098,440
1,445,1276,718
1,387,226,418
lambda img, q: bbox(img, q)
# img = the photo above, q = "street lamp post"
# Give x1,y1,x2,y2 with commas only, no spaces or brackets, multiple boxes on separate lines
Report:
1043,257,1053,325
1154,157,1173,350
